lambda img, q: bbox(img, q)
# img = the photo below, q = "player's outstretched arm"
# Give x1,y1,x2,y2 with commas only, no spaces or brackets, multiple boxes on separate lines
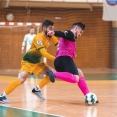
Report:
47,30,65,38
47,30,73,40
39,48,55,61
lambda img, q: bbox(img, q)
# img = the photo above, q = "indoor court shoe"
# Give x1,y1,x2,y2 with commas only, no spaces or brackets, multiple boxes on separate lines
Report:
32,88,45,100
0,95,10,104
46,70,55,83
96,100,99,103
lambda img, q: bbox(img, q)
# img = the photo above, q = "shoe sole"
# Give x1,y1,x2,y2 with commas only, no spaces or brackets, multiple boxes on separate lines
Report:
96,100,99,103
32,92,45,100
0,100,10,104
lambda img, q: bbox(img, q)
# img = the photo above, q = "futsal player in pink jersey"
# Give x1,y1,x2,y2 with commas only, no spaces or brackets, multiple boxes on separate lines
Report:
46,22,98,103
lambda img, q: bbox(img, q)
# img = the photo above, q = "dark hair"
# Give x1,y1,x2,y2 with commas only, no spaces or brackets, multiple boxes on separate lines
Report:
42,20,54,28
72,22,85,30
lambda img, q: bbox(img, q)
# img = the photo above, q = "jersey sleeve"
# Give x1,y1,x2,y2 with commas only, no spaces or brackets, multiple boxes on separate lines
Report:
33,35,45,50
51,36,58,46
54,30,75,42
40,48,55,61
33,35,55,61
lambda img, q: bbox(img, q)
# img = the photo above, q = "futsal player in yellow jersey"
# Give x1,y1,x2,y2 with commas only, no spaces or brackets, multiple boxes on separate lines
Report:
0,20,58,103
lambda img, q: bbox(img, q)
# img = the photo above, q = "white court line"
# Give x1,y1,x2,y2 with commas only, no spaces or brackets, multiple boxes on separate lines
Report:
0,104,64,117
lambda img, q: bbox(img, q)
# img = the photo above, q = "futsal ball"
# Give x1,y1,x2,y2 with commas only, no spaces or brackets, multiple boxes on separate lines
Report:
85,92,98,105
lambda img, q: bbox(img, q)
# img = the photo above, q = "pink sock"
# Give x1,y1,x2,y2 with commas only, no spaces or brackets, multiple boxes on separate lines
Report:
77,77,89,95
55,72,76,83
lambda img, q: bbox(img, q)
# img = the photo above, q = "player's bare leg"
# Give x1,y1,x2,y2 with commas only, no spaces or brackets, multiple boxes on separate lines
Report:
78,68,99,104
0,72,29,103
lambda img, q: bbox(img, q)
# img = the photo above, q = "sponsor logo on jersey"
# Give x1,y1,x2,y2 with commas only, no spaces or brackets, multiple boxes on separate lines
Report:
64,31,68,36
37,41,42,45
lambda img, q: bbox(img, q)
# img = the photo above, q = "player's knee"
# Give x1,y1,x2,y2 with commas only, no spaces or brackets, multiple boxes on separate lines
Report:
78,68,84,78
18,77,24,84
74,75,79,83
18,73,28,83
47,66,56,72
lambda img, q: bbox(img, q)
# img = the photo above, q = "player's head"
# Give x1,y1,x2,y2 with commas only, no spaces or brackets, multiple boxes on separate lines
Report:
71,22,85,39
30,26,35,34
42,20,54,38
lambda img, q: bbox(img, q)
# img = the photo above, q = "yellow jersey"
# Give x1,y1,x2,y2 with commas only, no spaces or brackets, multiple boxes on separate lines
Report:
23,32,58,63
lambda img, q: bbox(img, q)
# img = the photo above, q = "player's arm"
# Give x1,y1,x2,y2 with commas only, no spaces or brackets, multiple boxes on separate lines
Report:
54,30,75,41
33,37,55,61
39,48,55,61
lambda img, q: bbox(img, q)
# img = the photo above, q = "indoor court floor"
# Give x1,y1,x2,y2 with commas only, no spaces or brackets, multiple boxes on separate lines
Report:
0,69,117,117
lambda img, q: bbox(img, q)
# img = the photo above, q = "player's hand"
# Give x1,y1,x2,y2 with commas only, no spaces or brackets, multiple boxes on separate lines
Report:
47,31,55,36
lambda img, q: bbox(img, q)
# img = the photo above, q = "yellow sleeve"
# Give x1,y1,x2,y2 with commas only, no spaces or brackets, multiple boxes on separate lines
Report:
33,34,55,61
52,36,58,46
39,48,55,61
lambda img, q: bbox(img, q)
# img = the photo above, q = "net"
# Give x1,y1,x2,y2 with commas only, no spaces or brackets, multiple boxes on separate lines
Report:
0,1,117,78
0,25,40,69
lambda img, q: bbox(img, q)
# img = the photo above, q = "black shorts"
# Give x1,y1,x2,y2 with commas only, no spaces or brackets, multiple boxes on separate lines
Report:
54,56,78,75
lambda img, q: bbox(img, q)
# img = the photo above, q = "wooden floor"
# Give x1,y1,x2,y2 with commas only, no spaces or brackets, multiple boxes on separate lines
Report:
0,70,117,117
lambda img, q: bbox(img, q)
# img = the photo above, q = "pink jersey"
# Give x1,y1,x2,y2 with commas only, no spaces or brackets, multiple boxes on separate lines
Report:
56,37,76,60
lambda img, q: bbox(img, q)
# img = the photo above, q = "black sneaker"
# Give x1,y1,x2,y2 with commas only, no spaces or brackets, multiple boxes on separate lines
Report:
46,70,55,83
96,100,99,103
32,88,45,100
0,95,10,104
